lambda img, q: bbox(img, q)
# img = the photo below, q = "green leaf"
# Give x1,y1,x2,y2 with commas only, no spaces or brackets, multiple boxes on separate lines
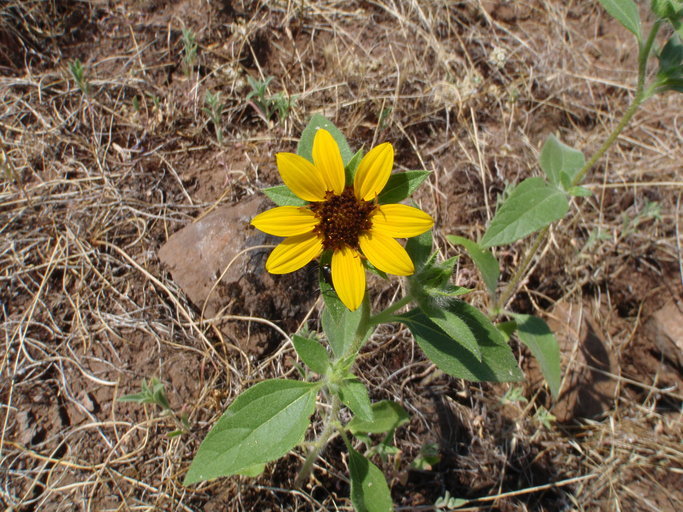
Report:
539,135,585,187
377,171,431,204
292,335,330,375
568,186,592,197
184,379,318,484
655,35,683,93
414,299,483,361
511,314,562,399
496,320,517,342
262,185,307,206
348,447,394,512
236,463,266,477
479,177,569,248
597,0,642,40
651,0,683,20
447,235,499,297
338,378,374,422
399,308,523,382
297,114,353,166
405,230,433,270
347,400,409,434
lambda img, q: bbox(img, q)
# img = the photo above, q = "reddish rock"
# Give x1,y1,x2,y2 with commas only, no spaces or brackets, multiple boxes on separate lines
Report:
158,195,317,355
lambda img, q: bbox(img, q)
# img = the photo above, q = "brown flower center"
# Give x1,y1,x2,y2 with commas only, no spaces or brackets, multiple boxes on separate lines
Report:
310,187,376,251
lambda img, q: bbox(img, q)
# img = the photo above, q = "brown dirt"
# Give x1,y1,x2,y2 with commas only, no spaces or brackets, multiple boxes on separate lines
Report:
1,0,682,511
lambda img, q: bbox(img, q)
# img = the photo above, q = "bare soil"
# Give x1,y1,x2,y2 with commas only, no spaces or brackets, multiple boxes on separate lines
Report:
1,1,681,511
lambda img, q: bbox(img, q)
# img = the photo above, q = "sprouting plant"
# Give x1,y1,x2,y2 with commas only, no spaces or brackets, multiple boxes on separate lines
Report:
1,147,16,183
181,2,683,510
410,442,441,471
69,59,90,95
181,28,198,76
534,406,556,429
621,199,662,237
500,386,528,405
203,90,224,144
245,75,294,123
435,491,469,509
119,377,190,436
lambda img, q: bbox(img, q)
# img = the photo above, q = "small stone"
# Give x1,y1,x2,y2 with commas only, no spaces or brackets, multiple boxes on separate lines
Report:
645,301,683,368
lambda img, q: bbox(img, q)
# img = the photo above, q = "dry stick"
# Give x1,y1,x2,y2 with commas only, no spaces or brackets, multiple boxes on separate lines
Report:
494,21,662,314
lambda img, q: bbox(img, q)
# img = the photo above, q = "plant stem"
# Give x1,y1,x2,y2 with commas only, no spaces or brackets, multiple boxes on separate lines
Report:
295,394,341,487
368,294,413,326
493,226,548,314
493,20,662,313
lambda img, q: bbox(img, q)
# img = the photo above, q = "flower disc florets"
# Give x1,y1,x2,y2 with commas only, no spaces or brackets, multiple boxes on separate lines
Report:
310,187,375,251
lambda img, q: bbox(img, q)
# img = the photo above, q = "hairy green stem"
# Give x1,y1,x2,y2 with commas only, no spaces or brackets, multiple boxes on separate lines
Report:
368,294,413,326
493,20,662,314
295,394,341,487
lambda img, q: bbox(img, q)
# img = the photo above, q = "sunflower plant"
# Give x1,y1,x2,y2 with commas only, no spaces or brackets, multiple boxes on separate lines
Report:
183,1,683,508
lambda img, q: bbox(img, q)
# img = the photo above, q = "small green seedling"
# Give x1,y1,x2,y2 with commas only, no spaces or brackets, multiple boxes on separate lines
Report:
181,28,198,76
119,377,190,436
69,59,90,95
203,90,224,144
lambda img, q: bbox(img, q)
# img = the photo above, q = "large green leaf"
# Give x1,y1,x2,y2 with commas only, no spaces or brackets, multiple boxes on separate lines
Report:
292,334,330,375
348,447,394,512
297,114,354,166
447,235,499,297
512,314,562,398
415,298,483,361
262,185,307,206
184,380,318,484
399,308,523,382
480,177,569,248
347,400,409,434
338,378,374,422
377,171,431,204
539,135,585,188
597,0,642,41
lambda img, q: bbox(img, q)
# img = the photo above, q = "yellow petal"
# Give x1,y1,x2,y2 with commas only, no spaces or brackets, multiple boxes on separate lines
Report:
354,142,393,201
251,206,319,237
370,204,434,238
331,246,365,311
276,152,327,202
359,231,414,276
313,129,345,195
266,233,323,274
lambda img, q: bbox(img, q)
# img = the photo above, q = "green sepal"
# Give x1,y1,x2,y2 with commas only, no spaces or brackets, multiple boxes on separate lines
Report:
262,185,307,206
297,114,354,165
345,149,364,184
377,170,431,204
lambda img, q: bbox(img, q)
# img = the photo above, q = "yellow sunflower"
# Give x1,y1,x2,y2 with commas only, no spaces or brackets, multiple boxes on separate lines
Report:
251,129,433,311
